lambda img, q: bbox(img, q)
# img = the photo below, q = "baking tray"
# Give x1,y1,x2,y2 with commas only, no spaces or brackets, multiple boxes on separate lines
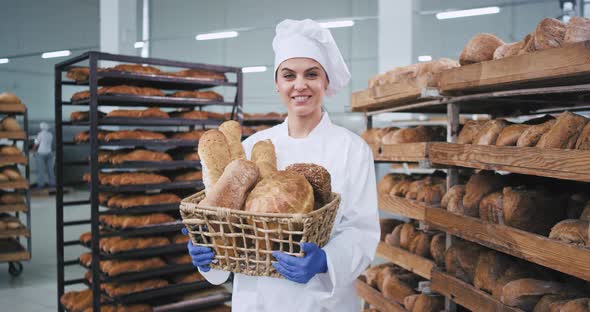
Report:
97,180,203,192
63,117,223,127
100,222,184,238
80,261,195,283
102,281,214,305
63,160,200,170
68,95,235,108
80,240,186,260
64,69,235,90
100,203,181,215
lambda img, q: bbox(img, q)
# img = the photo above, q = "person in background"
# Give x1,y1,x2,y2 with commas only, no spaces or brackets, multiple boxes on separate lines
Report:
33,122,55,188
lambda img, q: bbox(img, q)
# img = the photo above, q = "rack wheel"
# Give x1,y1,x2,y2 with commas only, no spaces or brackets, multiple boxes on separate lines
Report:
8,262,23,277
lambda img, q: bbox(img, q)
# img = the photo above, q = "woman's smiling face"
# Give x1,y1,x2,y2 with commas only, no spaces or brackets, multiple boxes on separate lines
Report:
275,58,329,117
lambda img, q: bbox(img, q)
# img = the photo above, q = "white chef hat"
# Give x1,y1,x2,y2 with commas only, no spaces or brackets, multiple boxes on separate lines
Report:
40,122,49,130
273,19,351,96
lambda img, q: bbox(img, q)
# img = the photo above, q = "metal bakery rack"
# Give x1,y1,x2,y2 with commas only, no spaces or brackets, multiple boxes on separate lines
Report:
354,40,590,312
0,102,31,277
55,52,240,312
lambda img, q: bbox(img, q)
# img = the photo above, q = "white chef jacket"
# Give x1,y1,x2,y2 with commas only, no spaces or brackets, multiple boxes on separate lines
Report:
200,112,380,312
35,130,53,154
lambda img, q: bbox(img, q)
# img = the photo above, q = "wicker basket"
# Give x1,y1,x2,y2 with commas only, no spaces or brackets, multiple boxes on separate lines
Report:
180,190,341,278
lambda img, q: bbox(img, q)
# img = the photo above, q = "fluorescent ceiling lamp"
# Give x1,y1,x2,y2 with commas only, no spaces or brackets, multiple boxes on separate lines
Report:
242,66,267,73
0,58,8,64
418,55,432,62
319,20,355,28
41,50,71,59
196,31,239,41
134,41,145,48
436,6,500,20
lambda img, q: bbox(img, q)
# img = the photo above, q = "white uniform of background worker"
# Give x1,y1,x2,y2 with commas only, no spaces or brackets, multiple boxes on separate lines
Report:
33,122,55,188
185,19,380,311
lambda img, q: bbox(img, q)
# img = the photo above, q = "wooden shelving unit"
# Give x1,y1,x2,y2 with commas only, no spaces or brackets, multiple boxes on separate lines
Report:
376,242,434,279
355,40,590,311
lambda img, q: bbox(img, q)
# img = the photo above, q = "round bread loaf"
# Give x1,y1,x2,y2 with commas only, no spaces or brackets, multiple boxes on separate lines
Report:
245,170,314,214
0,145,21,156
0,93,22,104
1,117,21,131
285,163,331,208
460,33,505,65
2,168,20,180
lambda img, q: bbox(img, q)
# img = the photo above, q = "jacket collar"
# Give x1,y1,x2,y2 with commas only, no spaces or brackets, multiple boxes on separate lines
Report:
281,112,331,139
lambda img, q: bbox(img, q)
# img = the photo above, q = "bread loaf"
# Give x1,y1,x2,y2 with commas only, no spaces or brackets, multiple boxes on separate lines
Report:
492,261,538,299
409,294,445,312
430,232,446,266
533,295,574,312
0,117,21,131
380,218,399,241
560,298,590,311
500,279,571,310
575,121,590,150
251,140,277,179
2,168,21,180
198,130,232,192
493,41,525,60
399,223,418,250
565,17,590,44
245,170,314,214
441,184,466,215
457,120,487,144
404,294,420,311
463,171,504,217
0,145,21,156
416,183,446,205
218,120,245,160
479,191,504,224
285,163,331,208
536,112,587,149
361,263,397,288
200,159,259,210
533,18,566,51
409,232,431,257
549,219,589,246
444,240,483,283
390,180,412,197
473,119,509,145
503,186,565,235
378,173,404,195
460,33,505,65
474,250,514,294
0,93,22,104
517,119,557,147
382,126,441,144
386,224,404,247
382,274,418,302
496,124,530,146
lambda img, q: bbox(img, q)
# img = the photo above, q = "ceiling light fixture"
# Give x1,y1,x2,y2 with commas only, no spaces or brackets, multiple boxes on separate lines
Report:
418,55,432,62
319,20,355,28
41,50,71,59
242,66,267,73
436,6,500,20
0,58,9,64
134,41,145,49
196,31,239,41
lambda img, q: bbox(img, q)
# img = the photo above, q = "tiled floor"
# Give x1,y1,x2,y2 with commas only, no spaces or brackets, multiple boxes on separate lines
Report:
0,190,93,311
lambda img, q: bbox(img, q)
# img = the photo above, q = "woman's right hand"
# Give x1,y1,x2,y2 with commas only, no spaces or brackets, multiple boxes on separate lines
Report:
182,227,215,272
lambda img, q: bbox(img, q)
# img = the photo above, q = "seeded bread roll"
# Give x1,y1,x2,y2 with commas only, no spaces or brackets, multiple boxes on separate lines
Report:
285,163,331,208
197,130,232,192
251,140,277,179
218,120,245,160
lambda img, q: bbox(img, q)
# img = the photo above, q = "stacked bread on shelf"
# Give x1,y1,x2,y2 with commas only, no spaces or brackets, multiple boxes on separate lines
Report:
457,112,590,150
378,172,447,206
460,17,590,64
441,239,590,311
368,58,460,90
360,263,444,311
67,64,227,82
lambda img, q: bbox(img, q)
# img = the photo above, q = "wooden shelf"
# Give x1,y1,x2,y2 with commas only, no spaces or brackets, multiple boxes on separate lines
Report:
0,239,30,262
0,227,29,239
0,204,27,213
429,142,590,182
0,155,27,165
0,180,29,189
354,279,408,312
378,193,427,221
0,103,26,114
439,40,590,94
0,131,26,140
431,269,524,312
374,143,430,163
376,241,435,279
426,207,590,282
351,84,426,113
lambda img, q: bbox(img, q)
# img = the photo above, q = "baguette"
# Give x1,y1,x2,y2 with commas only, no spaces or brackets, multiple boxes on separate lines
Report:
251,140,278,179
218,120,246,160
197,130,232,192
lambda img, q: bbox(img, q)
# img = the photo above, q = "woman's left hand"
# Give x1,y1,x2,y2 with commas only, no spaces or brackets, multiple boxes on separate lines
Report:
272,242,327,284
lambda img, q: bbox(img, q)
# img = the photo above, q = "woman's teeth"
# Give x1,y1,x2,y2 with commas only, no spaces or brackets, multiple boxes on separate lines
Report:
293,96,310,102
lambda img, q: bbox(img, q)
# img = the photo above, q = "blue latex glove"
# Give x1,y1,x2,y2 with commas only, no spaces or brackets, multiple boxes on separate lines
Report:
182,227,214,272
272,242,328,284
